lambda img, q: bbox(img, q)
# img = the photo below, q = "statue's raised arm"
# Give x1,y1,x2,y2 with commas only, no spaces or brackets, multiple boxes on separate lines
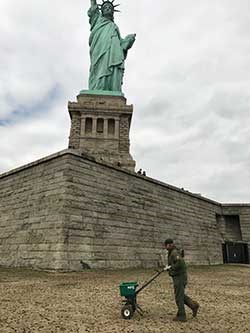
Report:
87,1,136,93
88,0,99,23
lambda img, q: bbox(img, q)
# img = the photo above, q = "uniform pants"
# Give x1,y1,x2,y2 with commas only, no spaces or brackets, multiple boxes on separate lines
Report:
172,275,188,318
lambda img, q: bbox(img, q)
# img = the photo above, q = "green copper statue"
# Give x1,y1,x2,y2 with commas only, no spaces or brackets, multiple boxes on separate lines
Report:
88,0,136,93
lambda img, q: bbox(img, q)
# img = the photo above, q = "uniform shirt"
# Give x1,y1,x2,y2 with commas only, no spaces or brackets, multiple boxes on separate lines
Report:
167,246,187,277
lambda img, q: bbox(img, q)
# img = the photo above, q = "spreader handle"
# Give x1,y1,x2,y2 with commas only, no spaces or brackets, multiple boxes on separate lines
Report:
135,269,164,295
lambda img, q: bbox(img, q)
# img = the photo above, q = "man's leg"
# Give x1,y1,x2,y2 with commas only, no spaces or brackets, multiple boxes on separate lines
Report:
173,277,187,321
184,295,200,317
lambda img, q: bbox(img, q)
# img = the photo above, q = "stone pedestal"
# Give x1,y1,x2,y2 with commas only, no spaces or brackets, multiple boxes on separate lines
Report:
68,93,136,171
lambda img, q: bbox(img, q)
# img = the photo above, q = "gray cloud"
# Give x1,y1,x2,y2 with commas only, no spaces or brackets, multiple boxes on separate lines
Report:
1,0,250,203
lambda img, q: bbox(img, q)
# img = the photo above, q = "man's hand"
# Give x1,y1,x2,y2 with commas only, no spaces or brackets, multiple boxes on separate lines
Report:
164,265,171,271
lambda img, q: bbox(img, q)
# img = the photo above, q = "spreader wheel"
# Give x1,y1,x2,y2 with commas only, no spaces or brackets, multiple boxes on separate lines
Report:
121,304,134,320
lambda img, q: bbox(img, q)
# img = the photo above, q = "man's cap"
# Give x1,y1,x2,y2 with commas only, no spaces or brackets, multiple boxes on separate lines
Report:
164,238,174,245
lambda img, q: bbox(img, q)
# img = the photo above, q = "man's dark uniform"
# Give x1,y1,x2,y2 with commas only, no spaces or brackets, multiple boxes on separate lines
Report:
167,244,199,321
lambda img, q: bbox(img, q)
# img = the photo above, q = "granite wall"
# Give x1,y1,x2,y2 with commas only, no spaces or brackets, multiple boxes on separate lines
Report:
0,153,69,270
0,150,249,271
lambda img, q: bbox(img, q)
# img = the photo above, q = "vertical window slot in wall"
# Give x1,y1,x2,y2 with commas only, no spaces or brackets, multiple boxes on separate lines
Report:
85,118,93,134
108,119,115,135
97,118,104,133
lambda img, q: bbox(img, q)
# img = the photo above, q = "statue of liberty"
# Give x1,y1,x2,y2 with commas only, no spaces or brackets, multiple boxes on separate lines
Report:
88,0,136,93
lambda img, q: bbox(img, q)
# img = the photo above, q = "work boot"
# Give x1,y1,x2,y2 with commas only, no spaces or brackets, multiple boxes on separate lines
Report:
184,296,200,317
173,316,187,322
192,302,199,317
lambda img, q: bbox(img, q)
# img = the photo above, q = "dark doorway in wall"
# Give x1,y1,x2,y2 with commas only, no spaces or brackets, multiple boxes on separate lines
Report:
222,242,249,264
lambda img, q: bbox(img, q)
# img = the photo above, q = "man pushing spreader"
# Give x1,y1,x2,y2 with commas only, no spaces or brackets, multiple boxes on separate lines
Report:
164,238,200,322
119,238,199,321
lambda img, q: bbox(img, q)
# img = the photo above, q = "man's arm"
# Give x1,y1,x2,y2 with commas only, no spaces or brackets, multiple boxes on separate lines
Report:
91,0,97,6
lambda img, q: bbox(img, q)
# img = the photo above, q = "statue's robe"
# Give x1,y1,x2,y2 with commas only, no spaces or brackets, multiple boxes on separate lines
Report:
88,5,125,91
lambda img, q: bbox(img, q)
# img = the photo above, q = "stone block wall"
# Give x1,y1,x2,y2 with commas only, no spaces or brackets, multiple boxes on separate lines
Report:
62,154,224,269
0,150,249,271
69,112,81,150
0,152,70,270
119,115,130,153
68,94,135,171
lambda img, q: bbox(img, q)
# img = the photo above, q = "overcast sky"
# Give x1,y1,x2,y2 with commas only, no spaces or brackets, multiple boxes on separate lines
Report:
1,0,250,203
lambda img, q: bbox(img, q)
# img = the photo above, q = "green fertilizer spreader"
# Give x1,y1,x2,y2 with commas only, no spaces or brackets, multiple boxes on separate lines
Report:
119,269,164,319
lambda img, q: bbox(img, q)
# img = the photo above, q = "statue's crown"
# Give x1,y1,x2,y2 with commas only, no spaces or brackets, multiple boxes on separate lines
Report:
98,0,120,12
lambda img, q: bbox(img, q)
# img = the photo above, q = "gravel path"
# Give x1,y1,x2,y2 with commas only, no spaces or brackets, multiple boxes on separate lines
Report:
0,265,249,332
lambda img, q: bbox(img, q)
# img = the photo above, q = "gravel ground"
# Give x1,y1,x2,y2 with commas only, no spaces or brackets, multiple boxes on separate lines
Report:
0,265,249,333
